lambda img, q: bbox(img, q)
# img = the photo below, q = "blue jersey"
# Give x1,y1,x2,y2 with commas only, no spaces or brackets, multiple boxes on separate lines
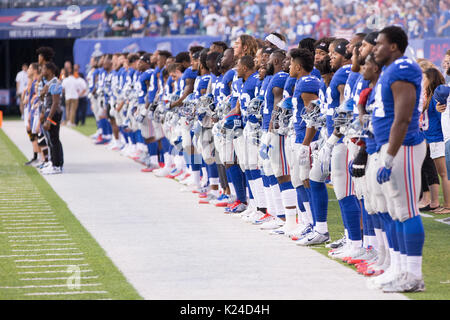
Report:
259,75,273,98
344,70,361,101
350,74,370,117
292,75,321,142
311,67,322,80
371,56,424,148
220,69,235,99
180,66,198,94
136,69,152,104
422,98,443,143
262,71,289,131
96,68,106,94
147,70,159,103
283,76,297,98
239,71,260,120
365,87,378,155
88,68,98,92
230,71,241,109
326,64,351,137
103,70,113,102
212,74,224,104
193,74,211,99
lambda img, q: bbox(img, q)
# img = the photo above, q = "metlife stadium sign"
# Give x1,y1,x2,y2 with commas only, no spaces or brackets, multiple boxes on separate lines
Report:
0,5,106,39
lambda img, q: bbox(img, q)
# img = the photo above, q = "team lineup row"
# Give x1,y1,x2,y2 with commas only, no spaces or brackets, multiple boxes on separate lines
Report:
24,27,450,294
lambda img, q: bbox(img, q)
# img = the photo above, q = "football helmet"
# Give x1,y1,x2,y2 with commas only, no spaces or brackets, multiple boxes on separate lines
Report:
273,97,294,136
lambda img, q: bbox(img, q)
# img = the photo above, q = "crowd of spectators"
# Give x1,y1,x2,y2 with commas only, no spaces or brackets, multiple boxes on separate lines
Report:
101,0,450,43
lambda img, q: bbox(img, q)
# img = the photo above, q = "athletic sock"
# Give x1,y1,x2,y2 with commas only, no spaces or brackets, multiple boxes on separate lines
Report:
339,195,362,248
226,165,247,204
310,180,328,228
403,215,425,278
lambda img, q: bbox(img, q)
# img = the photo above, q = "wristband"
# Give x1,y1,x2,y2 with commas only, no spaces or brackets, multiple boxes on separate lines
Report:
46,117,57,125
326,134,340,146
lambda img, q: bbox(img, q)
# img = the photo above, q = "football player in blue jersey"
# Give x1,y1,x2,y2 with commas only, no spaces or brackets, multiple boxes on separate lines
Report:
234,55,268,221
285,48,325,245
368,26,426,293
353,52,389,277
316,38,365,260
257,49,289,227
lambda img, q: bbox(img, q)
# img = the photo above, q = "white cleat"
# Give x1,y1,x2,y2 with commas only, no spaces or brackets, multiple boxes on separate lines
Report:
41,165,63,175
259,217,284,230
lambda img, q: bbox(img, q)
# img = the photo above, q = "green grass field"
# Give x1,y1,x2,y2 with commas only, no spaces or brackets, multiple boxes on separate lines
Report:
2,118,449,300
0,128,142,300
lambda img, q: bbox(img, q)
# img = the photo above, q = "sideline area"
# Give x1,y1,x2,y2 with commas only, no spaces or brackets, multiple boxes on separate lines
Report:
1,120,406,300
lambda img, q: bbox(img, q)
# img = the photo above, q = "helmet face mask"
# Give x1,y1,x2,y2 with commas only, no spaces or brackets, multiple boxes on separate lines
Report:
273,97,293,136
247,96,264,118
332,99,354,134
301,99,323,129
216,98,231,119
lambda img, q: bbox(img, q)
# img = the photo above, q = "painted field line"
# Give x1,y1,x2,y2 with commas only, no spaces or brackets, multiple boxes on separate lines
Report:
3,231,66,235
12,248,79,252
0,283,101,289
16,264,89,269
0,215,57,219
3,222,61,226
24,290,108,296
0,253,83,258
15,258,85,262
2,219,58,222
4,226,63,230
0,213,55,216
9,238,71,242
18,270,92,275
11,243,76,247
20,276,99,281
7,234,68,238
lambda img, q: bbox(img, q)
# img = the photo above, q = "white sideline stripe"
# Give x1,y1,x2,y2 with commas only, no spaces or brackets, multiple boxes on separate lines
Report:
12,248,78,252
0,213,54,216
17,264,89,269
0,283,101,289
9,238,71,242
8,234,68,238
15,258,85,262
3,231,66,235
2,219,58,222
0,215,56,219
20,276,99,281
11,243,76,247
0,253,83,258
4,226,63,229
3,222,60,226
19,269,93,274
24,290,107,296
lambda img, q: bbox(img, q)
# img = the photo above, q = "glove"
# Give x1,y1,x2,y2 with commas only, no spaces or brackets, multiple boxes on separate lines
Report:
149,102,158,112
192,121,202,136
259,143,271,160
351,146,368,178
377,153,394,184
136,105,148,123
318,142,332,166
298,144,310,166
348,160,354,176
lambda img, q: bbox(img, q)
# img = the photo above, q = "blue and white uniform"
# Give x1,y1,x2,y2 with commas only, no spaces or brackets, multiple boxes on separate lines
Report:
371,56,425,222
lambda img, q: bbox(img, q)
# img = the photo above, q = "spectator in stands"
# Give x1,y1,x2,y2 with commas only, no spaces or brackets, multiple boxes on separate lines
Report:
104,0,119,21
204,6,221,36
111,9,130,37
183,7,199,35
169,11,181,35
146,13,161,37
315,10,332,39
231,19,247,40
437,0,450,37
130,8,146,36
242,0,261,26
